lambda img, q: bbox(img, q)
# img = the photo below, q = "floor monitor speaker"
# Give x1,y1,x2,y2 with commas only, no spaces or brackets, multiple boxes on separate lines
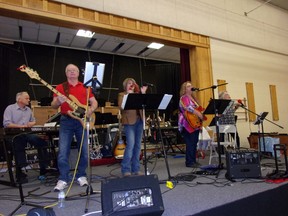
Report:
101,174,164,216
226,149,261,179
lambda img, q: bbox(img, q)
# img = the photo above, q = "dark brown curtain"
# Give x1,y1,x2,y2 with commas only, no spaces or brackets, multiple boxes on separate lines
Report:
180,48,191,83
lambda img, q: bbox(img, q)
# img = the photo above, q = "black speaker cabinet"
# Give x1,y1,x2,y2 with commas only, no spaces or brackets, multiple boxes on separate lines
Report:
101,174,164,216
226,149,261,179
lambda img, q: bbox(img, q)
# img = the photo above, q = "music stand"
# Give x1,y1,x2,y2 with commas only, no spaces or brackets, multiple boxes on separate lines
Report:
84,62,105,96
121,93,173,178
253,112,271,157
204,99,232,170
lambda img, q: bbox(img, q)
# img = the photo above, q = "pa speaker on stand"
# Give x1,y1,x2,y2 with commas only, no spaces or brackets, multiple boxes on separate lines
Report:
101,174,164,216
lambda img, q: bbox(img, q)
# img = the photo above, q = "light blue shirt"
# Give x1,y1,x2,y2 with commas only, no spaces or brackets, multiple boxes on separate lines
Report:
3,103,35,127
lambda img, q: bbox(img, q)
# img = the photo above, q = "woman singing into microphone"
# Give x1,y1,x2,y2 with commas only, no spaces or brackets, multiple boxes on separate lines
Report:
118,78,148,176
178,81,203,168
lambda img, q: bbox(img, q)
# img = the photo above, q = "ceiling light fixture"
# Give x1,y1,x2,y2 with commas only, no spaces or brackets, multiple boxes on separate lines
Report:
148,42,164,49
76,29,95,38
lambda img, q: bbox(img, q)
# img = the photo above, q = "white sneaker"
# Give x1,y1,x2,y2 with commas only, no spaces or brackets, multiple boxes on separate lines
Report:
77,177,88,187
54,180,67,192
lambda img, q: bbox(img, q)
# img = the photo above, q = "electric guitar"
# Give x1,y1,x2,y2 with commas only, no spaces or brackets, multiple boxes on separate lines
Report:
18,65,95,128
113,110,126,159
184,106,207,129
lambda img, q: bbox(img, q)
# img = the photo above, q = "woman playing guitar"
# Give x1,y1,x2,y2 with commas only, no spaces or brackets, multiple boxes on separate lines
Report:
178,81,204,168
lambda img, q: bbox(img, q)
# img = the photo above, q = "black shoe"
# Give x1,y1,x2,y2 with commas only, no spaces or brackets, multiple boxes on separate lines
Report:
40,168,47,176
16,175,28,184
16,171,28,184
16,170,27,178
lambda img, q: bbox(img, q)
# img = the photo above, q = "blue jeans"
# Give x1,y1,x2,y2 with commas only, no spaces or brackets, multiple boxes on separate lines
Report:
182,129,199,166
121,118,143,174
57,115,88,182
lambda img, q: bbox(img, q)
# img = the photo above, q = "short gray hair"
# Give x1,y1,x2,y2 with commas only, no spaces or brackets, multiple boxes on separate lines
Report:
16,91,28,102
218,91,228,99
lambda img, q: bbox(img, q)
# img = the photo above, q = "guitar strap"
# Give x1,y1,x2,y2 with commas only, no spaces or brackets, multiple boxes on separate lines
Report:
62,81,69,97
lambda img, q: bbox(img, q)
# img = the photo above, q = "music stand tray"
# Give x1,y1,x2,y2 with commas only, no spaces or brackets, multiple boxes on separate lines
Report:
254,112,269,125
121,93,172,110
204,99,232,115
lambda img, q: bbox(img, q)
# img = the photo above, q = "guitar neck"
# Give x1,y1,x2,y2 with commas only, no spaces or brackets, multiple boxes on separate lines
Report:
118,121,122,138
38,78,78,110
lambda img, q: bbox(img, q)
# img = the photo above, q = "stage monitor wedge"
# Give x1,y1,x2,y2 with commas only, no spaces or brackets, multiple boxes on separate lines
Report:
101,174,164,216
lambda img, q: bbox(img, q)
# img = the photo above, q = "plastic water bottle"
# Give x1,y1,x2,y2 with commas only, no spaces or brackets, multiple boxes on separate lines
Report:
146,168,150,175
58,190,65,208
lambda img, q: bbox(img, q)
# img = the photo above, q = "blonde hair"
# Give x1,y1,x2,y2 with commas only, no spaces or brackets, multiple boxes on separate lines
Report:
122,78,136,90
179,81,191,96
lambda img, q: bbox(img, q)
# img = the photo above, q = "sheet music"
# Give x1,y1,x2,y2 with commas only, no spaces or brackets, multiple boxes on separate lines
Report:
158,94,173,110
44,122,57,127
222,100,234,115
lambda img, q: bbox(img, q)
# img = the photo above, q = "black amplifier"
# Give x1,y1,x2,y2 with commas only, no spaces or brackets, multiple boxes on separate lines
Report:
226,149,261,179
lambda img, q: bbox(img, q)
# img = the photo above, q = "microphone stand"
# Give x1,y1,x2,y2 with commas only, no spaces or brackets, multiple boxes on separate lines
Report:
82,62,102,213
238,104,283,159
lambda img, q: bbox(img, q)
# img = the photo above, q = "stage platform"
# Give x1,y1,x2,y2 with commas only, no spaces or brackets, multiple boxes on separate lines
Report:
0,150,287,216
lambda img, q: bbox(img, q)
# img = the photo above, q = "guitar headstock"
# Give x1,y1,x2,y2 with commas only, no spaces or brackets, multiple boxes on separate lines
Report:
18,65,40,80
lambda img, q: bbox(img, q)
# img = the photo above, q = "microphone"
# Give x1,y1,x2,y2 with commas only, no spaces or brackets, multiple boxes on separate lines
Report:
237,99,246,107
143,82,154,87
191,87,199,91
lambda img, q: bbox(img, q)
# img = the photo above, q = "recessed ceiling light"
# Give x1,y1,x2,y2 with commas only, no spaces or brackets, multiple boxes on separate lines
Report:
148,42,164,49
76,29,95,38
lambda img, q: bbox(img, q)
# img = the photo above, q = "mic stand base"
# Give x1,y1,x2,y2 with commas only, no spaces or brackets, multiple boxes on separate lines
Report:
79,185,101,198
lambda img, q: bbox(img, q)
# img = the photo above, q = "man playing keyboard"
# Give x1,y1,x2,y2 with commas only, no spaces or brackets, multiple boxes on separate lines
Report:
3,91,49,183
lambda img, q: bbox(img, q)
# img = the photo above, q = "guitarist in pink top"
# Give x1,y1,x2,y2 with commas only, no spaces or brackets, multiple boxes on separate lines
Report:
178,81,203,168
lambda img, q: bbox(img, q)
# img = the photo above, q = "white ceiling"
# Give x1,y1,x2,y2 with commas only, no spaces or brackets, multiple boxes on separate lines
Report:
0,0,287,63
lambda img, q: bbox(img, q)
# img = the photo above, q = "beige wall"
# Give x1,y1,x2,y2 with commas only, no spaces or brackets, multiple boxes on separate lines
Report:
211,38,288,147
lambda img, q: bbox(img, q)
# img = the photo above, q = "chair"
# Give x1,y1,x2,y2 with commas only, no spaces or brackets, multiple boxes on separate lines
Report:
197,127,212,159
209,124,237,164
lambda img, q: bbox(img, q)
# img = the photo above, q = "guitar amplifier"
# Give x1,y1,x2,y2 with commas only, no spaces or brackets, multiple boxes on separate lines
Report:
226,149,261,179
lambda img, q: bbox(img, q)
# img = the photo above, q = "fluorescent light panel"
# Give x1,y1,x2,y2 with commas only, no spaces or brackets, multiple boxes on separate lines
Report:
148,42,164,49
76,29,95,38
